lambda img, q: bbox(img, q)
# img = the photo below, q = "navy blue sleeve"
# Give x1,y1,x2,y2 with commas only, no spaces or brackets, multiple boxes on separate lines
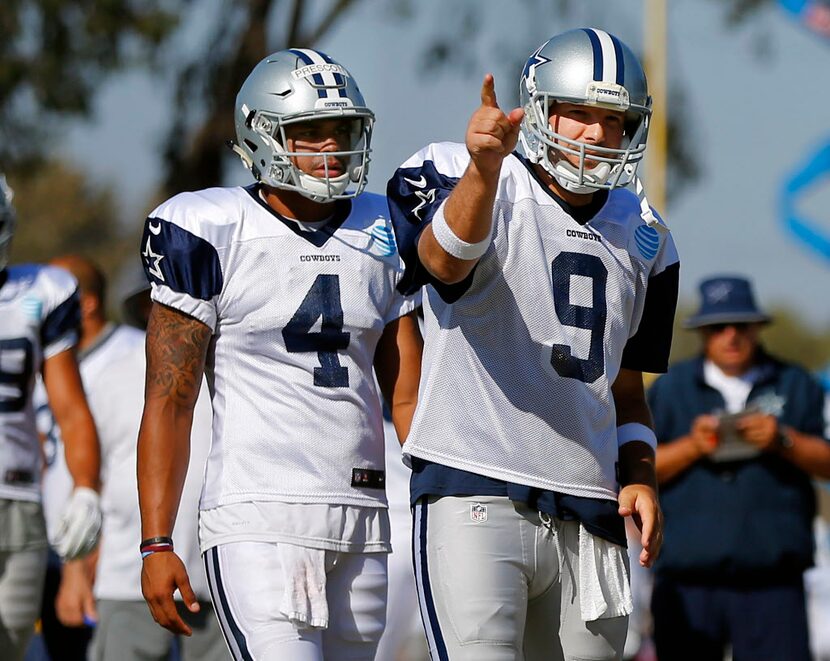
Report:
621,261,680,373
386,160,460,296
787,368,827,439
41,289,81,347
140,217,223,300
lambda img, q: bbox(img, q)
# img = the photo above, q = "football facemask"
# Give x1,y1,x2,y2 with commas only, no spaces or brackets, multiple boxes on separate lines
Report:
519,28,652,194
233,49,374,203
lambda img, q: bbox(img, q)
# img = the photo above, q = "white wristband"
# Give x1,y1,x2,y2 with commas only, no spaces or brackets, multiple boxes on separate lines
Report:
430,204,493,260
617,422,657,450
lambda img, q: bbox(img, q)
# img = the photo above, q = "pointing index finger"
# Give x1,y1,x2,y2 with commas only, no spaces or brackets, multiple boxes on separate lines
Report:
480,74,499,109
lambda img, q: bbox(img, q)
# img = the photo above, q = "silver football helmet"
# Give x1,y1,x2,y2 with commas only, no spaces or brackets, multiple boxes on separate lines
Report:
519,28,652,194
0,175,16,271
233,48,374,202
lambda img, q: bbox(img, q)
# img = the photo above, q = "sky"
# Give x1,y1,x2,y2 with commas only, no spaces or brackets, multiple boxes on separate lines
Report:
59,0,830,329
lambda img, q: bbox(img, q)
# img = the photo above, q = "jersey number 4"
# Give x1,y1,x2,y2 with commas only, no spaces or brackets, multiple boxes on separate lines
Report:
550,252,607,384
282,274,351,387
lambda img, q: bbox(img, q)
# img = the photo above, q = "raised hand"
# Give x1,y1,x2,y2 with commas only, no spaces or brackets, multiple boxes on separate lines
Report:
465,74,524,177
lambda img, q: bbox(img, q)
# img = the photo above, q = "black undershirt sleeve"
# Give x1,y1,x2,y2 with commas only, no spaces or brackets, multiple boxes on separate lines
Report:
620,261,680,373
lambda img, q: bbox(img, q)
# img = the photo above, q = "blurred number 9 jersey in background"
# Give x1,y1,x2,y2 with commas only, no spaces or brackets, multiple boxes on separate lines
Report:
0,265,79,506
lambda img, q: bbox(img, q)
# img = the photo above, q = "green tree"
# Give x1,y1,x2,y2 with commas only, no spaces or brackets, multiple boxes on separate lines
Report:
1,0,774,192
162,0,703,198
6,161,142,310
0,0,779,287
0,0,181,166
160,0,362,196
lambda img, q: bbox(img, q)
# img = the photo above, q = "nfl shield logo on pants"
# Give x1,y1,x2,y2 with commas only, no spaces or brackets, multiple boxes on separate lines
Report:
470,503,488,523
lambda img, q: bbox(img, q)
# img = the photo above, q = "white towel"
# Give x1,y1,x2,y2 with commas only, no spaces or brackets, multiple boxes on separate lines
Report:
278,544,329,629
577,524,634,622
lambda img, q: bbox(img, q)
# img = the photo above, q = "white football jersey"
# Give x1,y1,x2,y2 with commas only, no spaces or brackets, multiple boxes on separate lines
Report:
36,323,145,542
87,342,211,601
388,143,680,502
0,265,79,502
141,187,418,512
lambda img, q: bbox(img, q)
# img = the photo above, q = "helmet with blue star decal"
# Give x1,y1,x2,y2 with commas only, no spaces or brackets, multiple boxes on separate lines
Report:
519,28,651,194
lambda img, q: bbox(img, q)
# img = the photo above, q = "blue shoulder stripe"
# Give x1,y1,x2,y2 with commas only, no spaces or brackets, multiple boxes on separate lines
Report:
141,218,223,300
41,289,81,347
386,160,460,295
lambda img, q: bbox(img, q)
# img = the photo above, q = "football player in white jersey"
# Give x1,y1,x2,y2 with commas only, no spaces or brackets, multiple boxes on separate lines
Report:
387,29,679,660
51,280,225,661
0,177,102,660
136,49,422,661
30,255,144,659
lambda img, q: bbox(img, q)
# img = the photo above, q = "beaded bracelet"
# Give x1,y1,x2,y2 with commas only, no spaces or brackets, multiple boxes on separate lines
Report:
140,536,174,559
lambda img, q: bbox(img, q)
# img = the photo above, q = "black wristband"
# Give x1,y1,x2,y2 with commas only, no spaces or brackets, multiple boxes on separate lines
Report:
140,536,174,550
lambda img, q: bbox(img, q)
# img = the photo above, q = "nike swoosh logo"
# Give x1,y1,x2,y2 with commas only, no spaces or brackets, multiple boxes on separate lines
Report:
148,222,162,235
404,175,427,189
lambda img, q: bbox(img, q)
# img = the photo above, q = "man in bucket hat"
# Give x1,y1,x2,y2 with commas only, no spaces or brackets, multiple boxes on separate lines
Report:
647,274,830,661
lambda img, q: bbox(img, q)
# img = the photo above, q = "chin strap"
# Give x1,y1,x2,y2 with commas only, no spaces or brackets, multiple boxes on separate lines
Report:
551,162,599,195
633,175,669,233
229,141,254,170
297,170,351,201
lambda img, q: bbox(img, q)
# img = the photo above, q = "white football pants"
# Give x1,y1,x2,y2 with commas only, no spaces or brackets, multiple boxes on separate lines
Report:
412,495,629,661
203,541,387,661
0,548,48,661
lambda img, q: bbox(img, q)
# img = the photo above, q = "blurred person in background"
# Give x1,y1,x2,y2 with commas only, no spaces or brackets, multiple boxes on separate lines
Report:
376,410,428,661
29,254,144,660
621,518,656,661
806,367,830,661
649,274,830,661
0,175,102,660
806,483,830,661
55,273,225,661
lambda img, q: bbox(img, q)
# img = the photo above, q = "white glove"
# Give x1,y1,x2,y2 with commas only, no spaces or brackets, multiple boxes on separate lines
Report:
53,487,103,560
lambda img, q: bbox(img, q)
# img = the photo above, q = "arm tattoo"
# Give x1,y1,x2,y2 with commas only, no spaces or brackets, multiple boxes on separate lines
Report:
145,303,211,408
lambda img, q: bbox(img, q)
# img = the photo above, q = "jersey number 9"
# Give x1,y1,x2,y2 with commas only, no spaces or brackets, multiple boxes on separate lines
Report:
550,252,607,384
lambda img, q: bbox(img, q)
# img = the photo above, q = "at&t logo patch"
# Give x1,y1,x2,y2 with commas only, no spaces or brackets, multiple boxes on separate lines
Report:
634,225,660,260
